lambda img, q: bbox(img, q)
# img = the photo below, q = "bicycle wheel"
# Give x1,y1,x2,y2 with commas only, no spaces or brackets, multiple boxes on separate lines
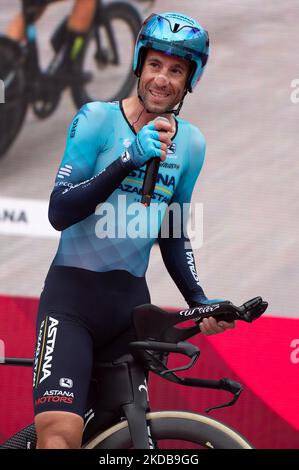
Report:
0,38,28,159
0,423,37,449
71,1,142,108
82,411,253,449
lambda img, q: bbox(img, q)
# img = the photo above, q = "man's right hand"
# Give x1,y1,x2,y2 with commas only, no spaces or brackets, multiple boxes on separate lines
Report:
127,118,174,168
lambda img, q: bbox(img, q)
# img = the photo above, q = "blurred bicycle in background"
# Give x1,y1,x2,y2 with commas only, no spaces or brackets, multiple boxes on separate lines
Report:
0,0,155,158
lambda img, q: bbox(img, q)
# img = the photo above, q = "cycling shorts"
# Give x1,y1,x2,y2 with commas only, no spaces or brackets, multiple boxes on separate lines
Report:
32,264,150,418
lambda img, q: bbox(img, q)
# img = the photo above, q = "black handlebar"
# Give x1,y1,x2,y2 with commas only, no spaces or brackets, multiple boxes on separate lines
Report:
130,296,268,411
132,296,268,345
130,340,199,358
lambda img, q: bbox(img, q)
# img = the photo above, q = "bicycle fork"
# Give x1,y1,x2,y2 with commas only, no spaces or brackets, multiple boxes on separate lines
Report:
121,361,154,450
93,354,155,449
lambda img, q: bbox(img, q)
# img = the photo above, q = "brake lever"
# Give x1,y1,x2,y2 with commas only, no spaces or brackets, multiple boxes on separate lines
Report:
205,378,243,413
205,388,242,413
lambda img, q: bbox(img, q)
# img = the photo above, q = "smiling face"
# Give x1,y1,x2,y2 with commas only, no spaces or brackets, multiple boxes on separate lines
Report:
138,49,190,114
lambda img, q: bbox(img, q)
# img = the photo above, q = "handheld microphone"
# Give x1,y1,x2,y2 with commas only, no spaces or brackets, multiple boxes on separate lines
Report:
141,116,169,206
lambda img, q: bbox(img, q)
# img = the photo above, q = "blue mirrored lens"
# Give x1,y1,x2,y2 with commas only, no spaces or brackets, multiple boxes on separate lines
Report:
141,15,208,64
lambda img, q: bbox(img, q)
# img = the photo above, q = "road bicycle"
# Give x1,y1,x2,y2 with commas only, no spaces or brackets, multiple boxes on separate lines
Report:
0,0,153,158
0,296,268,449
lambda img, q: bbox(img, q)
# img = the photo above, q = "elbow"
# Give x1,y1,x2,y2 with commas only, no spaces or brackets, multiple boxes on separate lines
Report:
48,191,71,231
49,215,64,232
48,206,67,232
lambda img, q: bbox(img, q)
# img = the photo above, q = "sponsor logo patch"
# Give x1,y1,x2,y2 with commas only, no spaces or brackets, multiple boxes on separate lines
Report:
34,316,59,386
59,378,73,389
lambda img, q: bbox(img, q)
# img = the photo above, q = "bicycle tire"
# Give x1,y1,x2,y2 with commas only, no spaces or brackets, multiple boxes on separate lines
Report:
82,411,253,449
0,38,28,159
0,411,252,449
71,1,141,108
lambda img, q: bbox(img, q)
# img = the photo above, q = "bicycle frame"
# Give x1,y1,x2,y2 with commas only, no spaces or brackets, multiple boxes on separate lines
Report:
20,1,90,89
18,0,123,107
84,353,153,449
22,1,41,79
2,353,154,449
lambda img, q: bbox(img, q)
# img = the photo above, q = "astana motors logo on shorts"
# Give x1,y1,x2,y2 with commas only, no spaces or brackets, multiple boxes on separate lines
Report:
33,316,59,386
35,390,74,406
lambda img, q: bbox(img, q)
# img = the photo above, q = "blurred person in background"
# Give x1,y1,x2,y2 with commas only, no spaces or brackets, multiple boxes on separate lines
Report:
6,0,96,77
32,11,235,449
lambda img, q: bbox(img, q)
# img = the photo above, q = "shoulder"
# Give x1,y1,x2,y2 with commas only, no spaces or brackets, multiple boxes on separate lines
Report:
177,117,206,149
74,100,119,123
67,101,120,142
190,124,206,153
176,118,206,174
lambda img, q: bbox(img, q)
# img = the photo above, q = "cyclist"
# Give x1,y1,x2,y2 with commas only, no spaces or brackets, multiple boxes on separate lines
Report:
6,0,96,77
33,11,235,449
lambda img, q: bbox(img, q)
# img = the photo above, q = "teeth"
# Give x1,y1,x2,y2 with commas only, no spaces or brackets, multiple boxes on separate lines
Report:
150,90,169,98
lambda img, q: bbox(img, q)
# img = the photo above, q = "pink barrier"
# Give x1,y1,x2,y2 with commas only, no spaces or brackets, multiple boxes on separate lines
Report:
0,295,298,448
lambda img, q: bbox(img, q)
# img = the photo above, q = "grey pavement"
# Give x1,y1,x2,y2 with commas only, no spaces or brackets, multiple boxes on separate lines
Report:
0,0,298,317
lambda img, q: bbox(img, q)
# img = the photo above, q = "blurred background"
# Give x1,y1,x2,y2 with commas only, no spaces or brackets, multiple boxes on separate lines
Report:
0,0,298,449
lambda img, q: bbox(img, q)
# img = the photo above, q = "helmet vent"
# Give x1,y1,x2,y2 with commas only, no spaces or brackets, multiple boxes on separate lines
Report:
173,23,180,32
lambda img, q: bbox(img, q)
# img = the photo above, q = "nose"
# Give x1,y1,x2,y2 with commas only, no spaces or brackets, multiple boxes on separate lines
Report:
154,73,169,87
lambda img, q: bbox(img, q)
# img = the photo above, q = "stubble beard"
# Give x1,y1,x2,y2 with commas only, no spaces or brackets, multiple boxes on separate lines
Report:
140,87,179,115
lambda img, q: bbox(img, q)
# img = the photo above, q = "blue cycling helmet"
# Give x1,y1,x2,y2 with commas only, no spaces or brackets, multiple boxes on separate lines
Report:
133,12,209,92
